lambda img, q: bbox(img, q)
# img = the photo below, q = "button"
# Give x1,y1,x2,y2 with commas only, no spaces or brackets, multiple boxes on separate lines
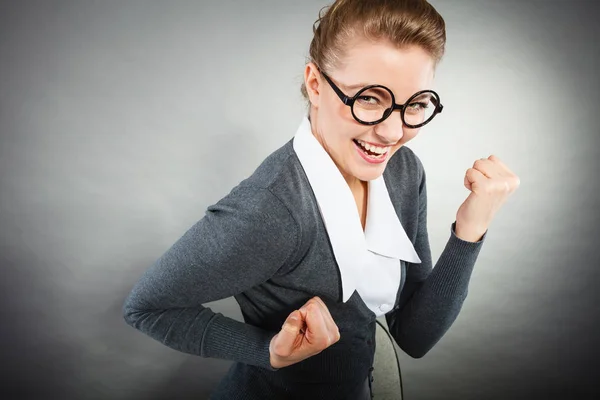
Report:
379,303,391,312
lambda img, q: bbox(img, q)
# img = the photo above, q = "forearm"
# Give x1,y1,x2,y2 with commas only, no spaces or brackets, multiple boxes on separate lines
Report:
123,292,277,370
386,222,486,358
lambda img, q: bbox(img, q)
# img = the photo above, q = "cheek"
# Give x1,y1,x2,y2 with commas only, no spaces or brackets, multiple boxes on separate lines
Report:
322,89,345,115
400,127,421,143
332,120,363,145
390,127,420,155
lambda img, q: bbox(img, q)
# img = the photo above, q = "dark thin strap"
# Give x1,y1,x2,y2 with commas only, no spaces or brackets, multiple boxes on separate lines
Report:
368,366,375,398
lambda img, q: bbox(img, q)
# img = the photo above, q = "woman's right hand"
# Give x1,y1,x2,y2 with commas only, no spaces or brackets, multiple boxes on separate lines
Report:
269,296,341,369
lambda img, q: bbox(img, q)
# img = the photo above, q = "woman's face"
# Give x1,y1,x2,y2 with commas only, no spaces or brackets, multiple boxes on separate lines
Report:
304,38,436,184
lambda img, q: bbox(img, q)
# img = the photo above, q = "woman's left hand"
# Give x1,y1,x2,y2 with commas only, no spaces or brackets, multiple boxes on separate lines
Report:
455,155,520,242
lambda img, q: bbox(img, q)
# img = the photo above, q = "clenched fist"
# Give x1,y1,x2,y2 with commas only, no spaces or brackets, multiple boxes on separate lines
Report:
456,154,520,242
269,296,341,369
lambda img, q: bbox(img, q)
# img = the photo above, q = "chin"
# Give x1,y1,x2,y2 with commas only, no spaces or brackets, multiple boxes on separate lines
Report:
353,164,387,182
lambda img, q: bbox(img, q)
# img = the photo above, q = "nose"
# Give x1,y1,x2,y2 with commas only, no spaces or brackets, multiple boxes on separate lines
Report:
373,112,404,145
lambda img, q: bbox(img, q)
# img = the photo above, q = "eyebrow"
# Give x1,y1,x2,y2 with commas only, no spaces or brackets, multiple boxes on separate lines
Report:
339,79,432,100
342,82,372,91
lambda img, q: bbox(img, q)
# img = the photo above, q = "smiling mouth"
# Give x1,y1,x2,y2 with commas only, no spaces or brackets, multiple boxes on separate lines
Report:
352,139,389,158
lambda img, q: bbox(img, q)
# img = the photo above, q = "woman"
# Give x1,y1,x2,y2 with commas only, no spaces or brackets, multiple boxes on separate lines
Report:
122,0,520,399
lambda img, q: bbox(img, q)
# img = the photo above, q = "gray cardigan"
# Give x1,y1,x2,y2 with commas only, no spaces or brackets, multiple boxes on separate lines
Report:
122,138,487,399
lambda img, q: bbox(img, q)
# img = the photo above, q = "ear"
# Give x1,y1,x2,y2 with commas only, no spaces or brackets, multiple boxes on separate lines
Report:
304,62,322,108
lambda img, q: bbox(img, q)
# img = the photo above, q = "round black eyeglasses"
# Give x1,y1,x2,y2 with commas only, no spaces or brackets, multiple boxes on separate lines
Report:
320,71,443,129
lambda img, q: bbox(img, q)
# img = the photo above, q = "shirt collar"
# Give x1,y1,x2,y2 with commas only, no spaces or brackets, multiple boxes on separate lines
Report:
292,115,421,302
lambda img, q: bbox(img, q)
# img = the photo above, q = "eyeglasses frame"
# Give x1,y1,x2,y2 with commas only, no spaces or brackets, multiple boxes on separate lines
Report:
319,70,444,129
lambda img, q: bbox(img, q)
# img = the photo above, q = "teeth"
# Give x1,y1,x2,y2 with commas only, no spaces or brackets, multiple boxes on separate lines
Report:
357,139,389,154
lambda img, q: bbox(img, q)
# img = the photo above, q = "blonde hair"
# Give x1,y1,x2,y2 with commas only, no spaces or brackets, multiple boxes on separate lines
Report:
300,0,446,100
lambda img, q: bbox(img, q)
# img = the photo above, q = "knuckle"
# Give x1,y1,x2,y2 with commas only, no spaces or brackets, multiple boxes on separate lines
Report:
281,321,298,334
272,344,290,357
273,348,284,357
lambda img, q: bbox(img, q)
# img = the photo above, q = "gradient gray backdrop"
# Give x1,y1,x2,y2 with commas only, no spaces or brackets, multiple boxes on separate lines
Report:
1,0,599,399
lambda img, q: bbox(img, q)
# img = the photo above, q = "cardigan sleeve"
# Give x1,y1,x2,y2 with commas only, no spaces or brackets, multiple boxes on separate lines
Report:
122,184,299,371
385,160,487,358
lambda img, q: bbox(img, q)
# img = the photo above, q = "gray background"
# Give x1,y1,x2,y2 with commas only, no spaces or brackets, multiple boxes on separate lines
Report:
1,0,599,399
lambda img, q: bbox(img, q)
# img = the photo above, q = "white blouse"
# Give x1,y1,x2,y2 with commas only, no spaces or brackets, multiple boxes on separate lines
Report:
293,116,422,317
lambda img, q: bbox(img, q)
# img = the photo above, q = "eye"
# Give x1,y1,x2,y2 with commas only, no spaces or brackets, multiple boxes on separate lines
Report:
406,102,429,113
357,96,379,105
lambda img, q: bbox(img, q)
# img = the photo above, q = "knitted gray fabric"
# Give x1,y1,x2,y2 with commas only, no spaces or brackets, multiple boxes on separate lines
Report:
122,139,487,400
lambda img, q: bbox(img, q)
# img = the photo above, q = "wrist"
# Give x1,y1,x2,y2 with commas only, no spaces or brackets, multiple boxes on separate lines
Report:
454,221,486,242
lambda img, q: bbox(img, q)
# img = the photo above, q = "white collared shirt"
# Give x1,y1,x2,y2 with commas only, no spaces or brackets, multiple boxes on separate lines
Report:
293,115,422,317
